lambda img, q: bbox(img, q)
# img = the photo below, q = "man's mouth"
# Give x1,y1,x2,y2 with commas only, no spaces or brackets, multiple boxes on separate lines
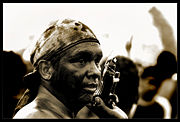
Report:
83,83,97,93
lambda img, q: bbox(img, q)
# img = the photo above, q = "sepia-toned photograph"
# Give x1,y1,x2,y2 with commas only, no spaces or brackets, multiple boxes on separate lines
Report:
2,3,177,119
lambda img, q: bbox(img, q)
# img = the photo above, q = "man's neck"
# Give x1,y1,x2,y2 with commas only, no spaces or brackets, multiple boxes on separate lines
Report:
137,97,155,106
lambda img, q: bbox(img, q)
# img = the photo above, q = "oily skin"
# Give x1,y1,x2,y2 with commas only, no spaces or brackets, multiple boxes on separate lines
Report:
50,42,103,114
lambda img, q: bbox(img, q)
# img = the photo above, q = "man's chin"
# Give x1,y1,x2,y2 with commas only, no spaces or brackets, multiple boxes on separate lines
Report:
78,92,94,104
142,90,157,102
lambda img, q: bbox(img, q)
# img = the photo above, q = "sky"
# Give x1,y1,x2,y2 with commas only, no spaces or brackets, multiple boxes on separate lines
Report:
3,3,177,66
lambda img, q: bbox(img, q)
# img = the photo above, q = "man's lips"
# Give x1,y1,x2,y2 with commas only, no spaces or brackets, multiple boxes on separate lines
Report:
83,83,98,93
83,87,97,93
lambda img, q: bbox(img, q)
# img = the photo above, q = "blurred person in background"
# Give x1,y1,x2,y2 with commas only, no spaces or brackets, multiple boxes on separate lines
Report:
132,50,177,119
131,6,177,119
13,18,128,119
110,55,139,117
148,6,177,118
2,51,27,119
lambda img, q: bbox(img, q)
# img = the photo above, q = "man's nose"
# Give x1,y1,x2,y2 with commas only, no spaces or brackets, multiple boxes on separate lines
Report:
87,61,101,80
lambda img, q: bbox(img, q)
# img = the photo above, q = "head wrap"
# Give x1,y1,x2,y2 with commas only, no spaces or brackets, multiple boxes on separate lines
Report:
19,19,101,104
30,18,100,67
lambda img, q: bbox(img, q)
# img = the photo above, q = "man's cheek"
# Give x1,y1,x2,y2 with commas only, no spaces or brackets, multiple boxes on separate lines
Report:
73,69,86,85
63,70,83,93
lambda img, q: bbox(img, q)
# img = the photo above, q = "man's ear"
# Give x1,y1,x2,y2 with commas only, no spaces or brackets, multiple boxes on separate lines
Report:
38,60,54,80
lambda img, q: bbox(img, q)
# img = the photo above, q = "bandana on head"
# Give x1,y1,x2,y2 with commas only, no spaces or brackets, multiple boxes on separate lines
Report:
30,18,100,67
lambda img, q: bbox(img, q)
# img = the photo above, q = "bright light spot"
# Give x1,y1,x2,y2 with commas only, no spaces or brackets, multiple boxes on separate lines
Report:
22,48,31,61
172,73,177,81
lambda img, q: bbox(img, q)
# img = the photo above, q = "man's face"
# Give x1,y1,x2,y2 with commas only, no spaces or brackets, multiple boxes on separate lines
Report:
138,76,157,101
51,42,103,104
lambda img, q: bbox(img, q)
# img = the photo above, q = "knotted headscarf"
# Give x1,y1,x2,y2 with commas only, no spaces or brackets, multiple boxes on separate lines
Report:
30,18,100,68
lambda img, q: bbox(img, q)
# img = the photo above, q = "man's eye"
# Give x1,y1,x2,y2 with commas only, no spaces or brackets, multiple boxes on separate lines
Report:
79,59,84,63
78,58,87,64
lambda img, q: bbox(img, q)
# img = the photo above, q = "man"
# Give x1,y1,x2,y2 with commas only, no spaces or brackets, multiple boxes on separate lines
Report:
13,18,127,119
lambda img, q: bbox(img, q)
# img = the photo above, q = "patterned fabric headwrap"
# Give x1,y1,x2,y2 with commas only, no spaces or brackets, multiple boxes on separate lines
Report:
30,18,100,68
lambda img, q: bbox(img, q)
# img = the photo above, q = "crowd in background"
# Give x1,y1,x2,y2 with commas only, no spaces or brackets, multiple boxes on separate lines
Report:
2,6,177,119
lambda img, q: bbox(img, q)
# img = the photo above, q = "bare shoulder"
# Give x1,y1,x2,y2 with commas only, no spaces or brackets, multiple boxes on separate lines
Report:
13,101,58,119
